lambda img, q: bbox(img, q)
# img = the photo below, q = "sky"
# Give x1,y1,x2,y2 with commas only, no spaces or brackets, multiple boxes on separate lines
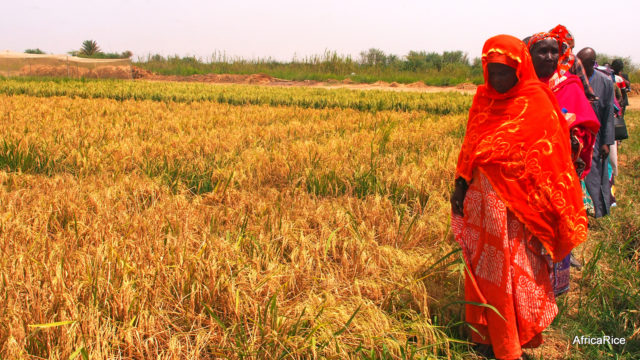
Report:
2,0,638,64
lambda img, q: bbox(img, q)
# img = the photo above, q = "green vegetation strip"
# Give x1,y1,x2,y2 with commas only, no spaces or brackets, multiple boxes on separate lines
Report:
0,78,472,114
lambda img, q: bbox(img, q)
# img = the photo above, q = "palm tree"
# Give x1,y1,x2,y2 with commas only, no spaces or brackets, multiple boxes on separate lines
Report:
80,40,101,56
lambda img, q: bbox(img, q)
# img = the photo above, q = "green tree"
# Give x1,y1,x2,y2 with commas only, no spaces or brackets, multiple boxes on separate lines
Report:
404,51,443,71
359,48,388,66
442,51,469,66
80,40,101,56
24,48,45,54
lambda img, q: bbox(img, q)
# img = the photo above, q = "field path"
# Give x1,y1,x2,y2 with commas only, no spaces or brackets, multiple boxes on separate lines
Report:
626,93,640,110
139,76,479,94
133,67,479,94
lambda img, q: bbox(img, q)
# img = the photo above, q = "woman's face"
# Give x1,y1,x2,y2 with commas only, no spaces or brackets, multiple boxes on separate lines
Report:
488,63,518,93
530,38,559,79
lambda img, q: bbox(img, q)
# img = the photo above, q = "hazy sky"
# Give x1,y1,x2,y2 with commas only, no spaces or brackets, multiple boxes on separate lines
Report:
2,0,638,64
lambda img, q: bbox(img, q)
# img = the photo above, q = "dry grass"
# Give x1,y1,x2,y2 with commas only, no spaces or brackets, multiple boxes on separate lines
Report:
0,94,467,359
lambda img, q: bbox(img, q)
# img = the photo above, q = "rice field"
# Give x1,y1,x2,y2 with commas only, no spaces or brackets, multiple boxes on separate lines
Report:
0,79,638,359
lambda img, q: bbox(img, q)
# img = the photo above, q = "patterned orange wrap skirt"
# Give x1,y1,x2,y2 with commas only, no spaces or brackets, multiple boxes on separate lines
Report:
451,171,558,360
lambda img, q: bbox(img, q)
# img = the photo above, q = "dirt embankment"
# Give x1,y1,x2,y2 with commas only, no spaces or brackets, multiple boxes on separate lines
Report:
16,64,132,79
133,67,277,85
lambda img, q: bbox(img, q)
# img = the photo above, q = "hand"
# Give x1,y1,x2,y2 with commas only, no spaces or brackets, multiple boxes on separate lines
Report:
450,179,468,216
600,144,610,159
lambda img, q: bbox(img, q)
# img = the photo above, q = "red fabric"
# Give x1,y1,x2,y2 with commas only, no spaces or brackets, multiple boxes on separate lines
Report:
452,173,557,360
549,24,574,47
486,52,519,69
456,34,588,262
549,25,575,75
549,72,600,178
528,32,560,50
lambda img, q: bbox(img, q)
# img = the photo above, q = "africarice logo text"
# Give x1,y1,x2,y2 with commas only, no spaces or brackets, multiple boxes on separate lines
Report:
573,335,627,345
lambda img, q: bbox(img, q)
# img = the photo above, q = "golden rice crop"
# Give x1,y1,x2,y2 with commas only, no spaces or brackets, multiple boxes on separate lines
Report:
3,78,639,359
0,88,471,359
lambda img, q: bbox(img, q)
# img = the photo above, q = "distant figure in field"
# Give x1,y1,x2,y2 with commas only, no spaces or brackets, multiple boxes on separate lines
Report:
612,59,631,116
450,34,587,360
577,47,616,218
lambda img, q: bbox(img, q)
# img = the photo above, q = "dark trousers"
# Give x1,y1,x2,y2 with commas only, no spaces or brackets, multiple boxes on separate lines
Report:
584,136,611,218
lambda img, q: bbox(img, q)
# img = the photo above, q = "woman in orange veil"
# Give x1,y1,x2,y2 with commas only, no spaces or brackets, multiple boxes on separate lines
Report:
450,34,588,360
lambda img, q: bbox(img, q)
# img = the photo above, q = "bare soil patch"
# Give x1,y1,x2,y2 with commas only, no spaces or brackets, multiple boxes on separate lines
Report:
138,71,277,85
626,93,640,111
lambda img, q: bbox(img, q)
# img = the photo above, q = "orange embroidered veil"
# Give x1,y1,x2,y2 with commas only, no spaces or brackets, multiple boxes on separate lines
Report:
456,34,587,261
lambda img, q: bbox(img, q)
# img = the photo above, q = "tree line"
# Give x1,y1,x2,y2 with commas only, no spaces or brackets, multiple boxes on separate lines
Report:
25,40,132,59
21,42,638,84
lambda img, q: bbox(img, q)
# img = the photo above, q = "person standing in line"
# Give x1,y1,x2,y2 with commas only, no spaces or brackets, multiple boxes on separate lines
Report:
450,34,587,360
527,30,600,276
577,47,616,218
596,63,623,207
548,25,598,101
609,58,631,206
528,31,599,183
611,59,631,116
